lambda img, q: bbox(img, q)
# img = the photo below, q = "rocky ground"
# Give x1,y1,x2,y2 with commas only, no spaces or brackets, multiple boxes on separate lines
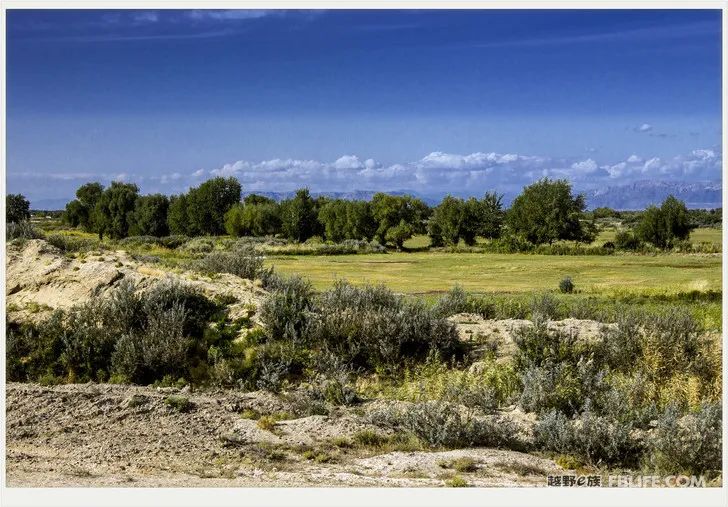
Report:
6,382,562,487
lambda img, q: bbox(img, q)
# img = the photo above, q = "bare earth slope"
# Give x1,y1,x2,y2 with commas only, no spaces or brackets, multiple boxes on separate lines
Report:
6,383,562,487
6,239,265,323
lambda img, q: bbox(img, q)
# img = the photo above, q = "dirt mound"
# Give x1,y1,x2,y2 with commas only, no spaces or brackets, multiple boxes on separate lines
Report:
6,382,561,487
6,239,265,323
449,313,616,359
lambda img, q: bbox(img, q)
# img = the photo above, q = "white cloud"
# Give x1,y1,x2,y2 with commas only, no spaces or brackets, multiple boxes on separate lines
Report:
9,147,721,205
186,10,276,21
334,155,365,170
635,123,653,133
132,11,159,24
199,148,719,194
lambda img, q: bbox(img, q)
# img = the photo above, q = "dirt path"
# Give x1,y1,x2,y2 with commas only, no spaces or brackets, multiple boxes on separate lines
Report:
6,383,561,487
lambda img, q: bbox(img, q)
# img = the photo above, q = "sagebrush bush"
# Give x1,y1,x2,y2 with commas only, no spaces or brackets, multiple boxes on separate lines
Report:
513,316,586,370
160,235,189,249
260,279,461,372
645,402,722,475
195,245,265,280
7,279,219,385
308,281,461,371
535,405,640,467
182,237,215,254
518,359,607,416
7,221,44,241
530,293,562,320
260,275,314,344
255,359,290,392
368,400,519,449
432,285,469,317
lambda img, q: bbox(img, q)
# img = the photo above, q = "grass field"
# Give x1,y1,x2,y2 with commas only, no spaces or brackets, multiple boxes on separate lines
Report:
593,226,721,245
32,221,721,296
266,251,721,294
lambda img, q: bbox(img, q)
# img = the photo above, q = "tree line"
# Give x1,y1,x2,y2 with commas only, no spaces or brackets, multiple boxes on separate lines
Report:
7,177,706,250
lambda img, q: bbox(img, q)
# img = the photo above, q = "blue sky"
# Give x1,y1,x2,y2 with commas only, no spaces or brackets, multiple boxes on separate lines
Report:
6,9,723,206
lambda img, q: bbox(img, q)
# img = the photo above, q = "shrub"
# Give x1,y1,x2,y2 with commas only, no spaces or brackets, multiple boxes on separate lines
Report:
182,237,215,254
432,285,469,317
112,302,191,384
165,395,192,413
353,429,389,447
445,476,470,487
10,279,218,385
368,400,519,449
142,278,217,337
645,402,722,475
7,222,43,241
449,457,478,473
255,360,289,393
392,355,518,412
117,235,163,248
299,281,461,372
160,235,189,249
530,293,562,320
46,234,98,253
559,276,574,294
195,245,264,280
259,276,314,344
518,359,607,416
614,230,642,251
535,405,640,467
513,316,586,370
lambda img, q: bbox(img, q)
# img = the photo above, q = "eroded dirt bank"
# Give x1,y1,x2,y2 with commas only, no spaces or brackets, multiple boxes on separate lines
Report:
6,382,561,487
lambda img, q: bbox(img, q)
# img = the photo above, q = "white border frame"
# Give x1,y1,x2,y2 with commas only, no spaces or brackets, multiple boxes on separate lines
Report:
0,2,725,506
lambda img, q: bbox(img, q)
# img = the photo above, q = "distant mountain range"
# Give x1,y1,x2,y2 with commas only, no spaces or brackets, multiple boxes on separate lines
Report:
246,181,723,210
583,180,722,210
30,180,722,211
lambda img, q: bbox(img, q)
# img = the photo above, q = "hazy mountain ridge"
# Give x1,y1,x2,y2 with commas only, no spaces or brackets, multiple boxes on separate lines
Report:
584,180,722,210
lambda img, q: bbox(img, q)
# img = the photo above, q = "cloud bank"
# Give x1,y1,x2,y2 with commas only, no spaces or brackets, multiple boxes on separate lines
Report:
9,146,721,207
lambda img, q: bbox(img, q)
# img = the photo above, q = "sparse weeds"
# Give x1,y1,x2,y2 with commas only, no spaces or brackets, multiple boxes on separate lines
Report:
165,395,192,413
444,475,470,487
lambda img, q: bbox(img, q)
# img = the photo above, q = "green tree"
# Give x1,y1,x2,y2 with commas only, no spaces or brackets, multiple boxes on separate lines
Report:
318,199,376,242
280,189,319,242
507,178,590,245
385,219,414,250
592,206,619,220
318,199,349,242
167,194,190,236
371,193,430,246
94,182,139,239
243,193,276,206
63,182,104,232
225,202,281,237
129,194,170,237
478,191,505,239
185,177,242,236
7,194,31,224
637,195,691,249
429,195,465,246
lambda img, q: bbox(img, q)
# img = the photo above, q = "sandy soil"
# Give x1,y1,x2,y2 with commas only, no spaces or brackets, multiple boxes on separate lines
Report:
6,382,562,487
